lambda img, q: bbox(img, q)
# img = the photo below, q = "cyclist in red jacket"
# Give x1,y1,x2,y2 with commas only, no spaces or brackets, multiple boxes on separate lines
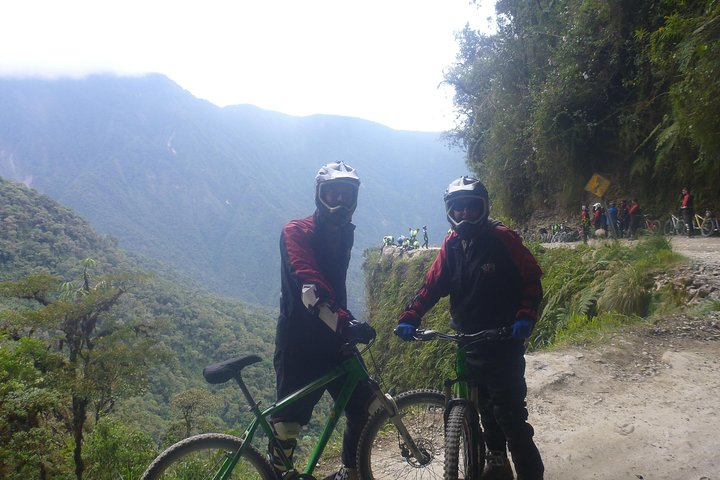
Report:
395,176,544,480
270,161,376,480
680,187,695,237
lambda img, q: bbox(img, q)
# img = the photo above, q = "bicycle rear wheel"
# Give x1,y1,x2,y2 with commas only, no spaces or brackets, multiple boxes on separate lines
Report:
664,219,675,235
356,389,445,480
141,433,275,480
444,403,483,480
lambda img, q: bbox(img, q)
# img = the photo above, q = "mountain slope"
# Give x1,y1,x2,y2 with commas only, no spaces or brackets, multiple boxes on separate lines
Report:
0,74,467,309
0,176,277,437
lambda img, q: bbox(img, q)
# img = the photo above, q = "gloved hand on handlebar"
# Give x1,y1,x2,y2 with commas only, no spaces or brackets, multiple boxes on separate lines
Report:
395,323,417,341
343,320,377,344
512,318,534,340
396,309,420,341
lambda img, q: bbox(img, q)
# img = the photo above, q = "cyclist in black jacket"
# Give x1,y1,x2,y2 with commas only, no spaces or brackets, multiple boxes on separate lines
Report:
270,161,376,480
396,176,544,480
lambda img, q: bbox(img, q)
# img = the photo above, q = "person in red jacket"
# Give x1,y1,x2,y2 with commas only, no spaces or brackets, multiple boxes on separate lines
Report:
680,187,695,237
628,198,642,238
580,205,591,242
395,176,544,480
270,161,376,480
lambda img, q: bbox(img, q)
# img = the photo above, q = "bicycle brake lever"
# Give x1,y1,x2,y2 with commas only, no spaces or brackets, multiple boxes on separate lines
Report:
413,329,437,341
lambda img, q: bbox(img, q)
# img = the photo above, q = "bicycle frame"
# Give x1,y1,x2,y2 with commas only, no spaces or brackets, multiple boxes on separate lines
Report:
219,347,426,479
445,345,473,403
418,328,510,407
228,350,366,478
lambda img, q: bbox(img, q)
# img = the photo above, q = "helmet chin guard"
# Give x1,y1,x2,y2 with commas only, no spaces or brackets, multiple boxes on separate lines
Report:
444,176,489,238
315,161,360,225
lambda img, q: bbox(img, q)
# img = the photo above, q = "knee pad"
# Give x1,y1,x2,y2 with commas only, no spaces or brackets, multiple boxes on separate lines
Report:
268,421,301,470
272,421,301,441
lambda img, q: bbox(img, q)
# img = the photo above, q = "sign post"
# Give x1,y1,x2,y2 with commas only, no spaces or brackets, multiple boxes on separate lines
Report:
584,173,617,238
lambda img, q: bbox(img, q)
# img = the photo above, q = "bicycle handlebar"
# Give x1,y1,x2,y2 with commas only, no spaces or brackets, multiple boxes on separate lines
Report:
412,327,512,344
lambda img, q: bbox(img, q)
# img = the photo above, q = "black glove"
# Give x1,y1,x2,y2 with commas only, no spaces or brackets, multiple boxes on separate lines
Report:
343,320,377,344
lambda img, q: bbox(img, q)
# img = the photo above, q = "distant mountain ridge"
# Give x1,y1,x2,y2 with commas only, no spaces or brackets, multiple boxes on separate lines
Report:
0,74,466,310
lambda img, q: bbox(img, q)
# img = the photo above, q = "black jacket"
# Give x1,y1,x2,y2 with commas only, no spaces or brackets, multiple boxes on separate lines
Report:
403,222,543,333
276,213,355,357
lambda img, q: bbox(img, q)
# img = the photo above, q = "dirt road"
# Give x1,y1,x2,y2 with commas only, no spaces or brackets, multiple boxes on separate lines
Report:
524,236,720,480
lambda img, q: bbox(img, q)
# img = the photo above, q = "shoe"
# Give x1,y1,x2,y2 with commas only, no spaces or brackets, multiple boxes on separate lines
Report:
480,450,514,480
322,465,358,480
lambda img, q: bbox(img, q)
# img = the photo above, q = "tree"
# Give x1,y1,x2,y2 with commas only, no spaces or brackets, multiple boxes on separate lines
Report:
166,387,221,442
446,0,720,219
0,260,159,479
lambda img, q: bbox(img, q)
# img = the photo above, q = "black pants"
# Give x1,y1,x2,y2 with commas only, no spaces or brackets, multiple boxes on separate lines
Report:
272,348,374,468
683,209,694,236
471,350,544,480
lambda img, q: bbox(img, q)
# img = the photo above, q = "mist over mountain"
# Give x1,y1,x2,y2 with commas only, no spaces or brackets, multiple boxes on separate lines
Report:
0,74,466,311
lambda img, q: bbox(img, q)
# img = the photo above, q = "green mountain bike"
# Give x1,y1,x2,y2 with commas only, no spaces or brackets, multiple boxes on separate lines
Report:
140,342,447,480
371,327,512,480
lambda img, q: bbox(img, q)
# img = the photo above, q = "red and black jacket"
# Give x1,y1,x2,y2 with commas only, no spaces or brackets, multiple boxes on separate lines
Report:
276,213,354,356
401,222,543,334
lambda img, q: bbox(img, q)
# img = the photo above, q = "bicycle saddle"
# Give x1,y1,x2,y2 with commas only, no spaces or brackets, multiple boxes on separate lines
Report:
203,355,262,384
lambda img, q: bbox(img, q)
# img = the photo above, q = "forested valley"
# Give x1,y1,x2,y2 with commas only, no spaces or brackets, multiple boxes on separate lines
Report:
0,178,277,478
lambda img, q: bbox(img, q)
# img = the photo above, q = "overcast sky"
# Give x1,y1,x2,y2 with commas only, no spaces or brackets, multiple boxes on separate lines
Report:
0,0,495,132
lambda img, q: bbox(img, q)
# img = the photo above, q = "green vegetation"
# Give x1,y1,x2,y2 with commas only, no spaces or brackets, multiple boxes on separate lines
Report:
446,0,720,219
0,177,277,479
363,236,684,391
528,236,683,348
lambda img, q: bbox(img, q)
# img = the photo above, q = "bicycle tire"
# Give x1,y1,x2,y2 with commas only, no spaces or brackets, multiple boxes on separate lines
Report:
664,219,676,236
701,219,714,237
444,403,483,480
356,389,445,480
141,433,275,480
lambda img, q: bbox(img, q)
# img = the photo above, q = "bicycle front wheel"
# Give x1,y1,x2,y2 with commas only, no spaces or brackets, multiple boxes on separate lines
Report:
357,389,445,480
141,433,275,480
701,219,714,237
444,403,483,480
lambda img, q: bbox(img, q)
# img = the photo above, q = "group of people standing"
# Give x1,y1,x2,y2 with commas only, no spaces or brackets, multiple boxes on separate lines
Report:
272,161,544,480
580,187,696,241
580,198,641,241
382,225,430,251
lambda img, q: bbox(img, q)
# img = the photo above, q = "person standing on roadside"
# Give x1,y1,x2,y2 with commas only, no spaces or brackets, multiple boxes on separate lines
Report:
628,198,642,238
395,176,545,480
617,199,630,238
680,187,695,237
270,161,376,480
580,205,591,243
607,202,618,238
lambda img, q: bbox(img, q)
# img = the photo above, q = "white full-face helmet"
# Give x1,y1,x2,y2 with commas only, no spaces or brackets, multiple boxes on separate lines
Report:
315,161,360,225
444,176,489,238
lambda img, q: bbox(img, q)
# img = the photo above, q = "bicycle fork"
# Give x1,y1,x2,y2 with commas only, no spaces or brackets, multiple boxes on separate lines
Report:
367,380,433,466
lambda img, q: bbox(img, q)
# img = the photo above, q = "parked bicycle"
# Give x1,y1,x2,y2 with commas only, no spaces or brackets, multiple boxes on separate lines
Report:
664,211,710,236
642,215,661,233
371,327,513,480
140,341,448,480
664,213,686,236
701,210,720,237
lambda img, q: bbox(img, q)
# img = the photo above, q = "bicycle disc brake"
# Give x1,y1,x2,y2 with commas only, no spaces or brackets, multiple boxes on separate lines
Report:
399,440,433,467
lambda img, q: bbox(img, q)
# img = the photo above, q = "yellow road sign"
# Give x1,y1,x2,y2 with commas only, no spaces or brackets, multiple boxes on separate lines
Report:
585,174,610,197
